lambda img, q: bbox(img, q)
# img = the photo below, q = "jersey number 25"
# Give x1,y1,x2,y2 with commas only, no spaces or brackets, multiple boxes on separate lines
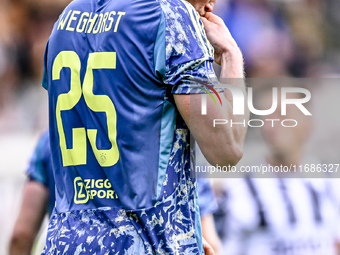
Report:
52,51,119,167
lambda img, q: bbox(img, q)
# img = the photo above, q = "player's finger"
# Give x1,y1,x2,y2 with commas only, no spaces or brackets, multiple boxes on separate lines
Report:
201,16,210,27
203,12,221,24
203,238,215,255
201,16,217,30
204,244,215,255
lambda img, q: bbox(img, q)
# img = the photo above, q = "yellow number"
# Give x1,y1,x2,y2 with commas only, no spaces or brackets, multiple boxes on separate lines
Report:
52,51,119,167
53,51,86,166
83,52,119,166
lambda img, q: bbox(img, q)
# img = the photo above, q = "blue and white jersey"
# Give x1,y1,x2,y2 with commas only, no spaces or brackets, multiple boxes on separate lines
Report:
26,131,55,216
197,178,218,217
41,0,218,253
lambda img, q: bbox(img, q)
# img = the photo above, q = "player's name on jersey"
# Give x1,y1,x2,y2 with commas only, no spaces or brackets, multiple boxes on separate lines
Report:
57,10,126,34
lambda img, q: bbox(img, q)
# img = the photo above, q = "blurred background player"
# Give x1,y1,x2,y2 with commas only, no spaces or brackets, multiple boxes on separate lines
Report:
9,131,55,255
40,0,246,254
198,178,223,255
214,85,340,255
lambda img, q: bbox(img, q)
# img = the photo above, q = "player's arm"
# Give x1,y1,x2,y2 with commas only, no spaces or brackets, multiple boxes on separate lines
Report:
9,180,49,255
174,12,247,167
202,214,222,255
203,236,215,255
197,178,222,255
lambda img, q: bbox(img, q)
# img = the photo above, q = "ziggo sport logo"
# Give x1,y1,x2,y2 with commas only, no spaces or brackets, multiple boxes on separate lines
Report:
198,85,312,127
74,177,118,204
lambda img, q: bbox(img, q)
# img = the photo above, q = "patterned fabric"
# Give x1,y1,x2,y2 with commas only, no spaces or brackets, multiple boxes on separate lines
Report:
159,0,219,94
43,127,201,255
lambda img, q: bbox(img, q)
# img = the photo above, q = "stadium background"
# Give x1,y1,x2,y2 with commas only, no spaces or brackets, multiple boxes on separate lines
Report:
0,0,340,254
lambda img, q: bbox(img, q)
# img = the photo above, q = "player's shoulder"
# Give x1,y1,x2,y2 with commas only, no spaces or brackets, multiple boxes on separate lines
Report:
26,131,51,184
156,0,194,10
63,0,89,9
31,130,50,160
157,0,213,60
157,0,198,23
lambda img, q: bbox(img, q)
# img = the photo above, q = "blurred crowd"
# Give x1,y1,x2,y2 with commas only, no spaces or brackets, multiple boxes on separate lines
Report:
0,0,69,133
215,0,340,78
0,0,340,133
0,0,339,132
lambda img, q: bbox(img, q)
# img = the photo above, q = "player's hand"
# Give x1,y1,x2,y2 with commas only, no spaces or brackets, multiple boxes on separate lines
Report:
203,237,215,255
201,12,242,66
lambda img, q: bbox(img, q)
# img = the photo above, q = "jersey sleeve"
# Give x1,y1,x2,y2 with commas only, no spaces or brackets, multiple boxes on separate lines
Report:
155,0,222,94
26,131,50,186
197,178,218,216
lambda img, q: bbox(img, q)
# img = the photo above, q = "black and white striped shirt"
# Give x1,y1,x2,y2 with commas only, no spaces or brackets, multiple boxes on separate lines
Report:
216,159,340,255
